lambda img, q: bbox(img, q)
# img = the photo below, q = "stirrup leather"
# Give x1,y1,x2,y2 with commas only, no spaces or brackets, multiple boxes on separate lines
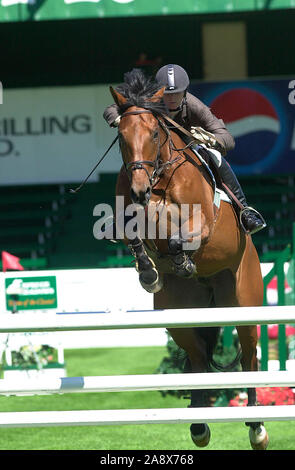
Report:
240,206,266,235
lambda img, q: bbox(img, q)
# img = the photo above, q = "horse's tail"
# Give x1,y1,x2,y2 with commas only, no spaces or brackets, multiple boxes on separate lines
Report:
196,327,242,372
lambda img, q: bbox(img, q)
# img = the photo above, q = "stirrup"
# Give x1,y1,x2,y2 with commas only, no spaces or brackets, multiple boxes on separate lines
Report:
240,206,267,235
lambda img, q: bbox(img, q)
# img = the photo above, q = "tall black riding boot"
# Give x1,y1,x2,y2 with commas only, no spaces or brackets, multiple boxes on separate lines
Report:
218,157,266,235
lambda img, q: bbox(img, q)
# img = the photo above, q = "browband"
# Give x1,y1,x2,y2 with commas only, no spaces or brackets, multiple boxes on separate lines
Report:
121,110,153,118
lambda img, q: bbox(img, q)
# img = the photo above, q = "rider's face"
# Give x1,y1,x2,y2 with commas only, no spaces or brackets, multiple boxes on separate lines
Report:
163,91,185,111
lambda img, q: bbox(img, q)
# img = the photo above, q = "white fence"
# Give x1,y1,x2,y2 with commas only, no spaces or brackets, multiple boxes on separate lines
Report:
0,305,294,428
0,264,278,349
1,305,295,333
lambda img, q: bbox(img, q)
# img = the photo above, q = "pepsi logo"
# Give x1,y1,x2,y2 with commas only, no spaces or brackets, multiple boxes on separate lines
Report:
209,87,282,173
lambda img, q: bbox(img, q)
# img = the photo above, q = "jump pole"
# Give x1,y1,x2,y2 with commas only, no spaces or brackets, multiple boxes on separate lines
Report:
0,406,295,428
0,305,294,333
0,370,294,396
1,305,294,429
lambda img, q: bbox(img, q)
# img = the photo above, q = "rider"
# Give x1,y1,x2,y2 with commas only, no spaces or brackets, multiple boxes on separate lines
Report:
103,64,266,235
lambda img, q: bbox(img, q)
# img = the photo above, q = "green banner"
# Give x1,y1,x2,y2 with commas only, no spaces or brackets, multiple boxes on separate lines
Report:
0,0,294,22
5,276,57,311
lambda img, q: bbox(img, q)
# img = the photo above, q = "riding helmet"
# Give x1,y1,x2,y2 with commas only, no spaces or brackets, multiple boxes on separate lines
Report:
155,64,190,94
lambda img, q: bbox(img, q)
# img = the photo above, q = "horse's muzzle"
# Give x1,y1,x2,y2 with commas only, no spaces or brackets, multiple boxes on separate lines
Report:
130,186,151,207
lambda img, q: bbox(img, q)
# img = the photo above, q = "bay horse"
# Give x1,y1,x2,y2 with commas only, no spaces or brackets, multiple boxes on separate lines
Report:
109,70,269,450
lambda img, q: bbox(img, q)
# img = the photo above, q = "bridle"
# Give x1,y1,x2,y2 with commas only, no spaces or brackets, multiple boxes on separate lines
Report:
120,109,181,187
69,108,195,195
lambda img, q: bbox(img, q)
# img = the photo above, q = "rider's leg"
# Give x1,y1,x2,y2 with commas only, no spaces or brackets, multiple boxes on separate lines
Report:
218,157,266,234
203,148,266,235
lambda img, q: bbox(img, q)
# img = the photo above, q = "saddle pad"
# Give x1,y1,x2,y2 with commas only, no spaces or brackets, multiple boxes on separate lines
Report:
190,146,232,209
214,187,232,208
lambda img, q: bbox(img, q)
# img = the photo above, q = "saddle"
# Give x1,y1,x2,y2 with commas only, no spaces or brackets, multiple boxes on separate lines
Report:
165,120,232,208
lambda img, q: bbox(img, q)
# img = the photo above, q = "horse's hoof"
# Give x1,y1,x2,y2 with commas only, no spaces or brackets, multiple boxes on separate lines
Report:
190,423,211,448
139,269,163,293
249,425,269,450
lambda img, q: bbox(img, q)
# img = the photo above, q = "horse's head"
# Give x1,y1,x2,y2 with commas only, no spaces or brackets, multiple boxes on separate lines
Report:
110,81,166,207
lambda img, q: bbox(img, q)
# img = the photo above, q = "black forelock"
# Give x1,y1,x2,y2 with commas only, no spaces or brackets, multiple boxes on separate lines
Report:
115,68,167,115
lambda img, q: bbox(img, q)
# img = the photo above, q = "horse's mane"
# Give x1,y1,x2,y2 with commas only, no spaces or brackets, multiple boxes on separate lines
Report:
115,68,168,115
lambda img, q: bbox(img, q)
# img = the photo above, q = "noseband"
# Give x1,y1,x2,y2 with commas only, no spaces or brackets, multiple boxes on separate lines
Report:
120,109,170,186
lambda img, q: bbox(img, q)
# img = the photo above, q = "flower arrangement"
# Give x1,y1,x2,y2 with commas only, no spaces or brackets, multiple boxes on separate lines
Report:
229,391,248,407
256,387,295,406
11,344,56,370
229,387,295,407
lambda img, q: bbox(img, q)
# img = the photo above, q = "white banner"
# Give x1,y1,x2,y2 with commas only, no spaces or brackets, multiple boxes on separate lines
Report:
0,84,121,185
0,267,166,348
0,264,286,349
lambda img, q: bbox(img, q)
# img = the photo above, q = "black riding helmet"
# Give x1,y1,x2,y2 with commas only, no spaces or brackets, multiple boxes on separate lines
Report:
155,64,190,94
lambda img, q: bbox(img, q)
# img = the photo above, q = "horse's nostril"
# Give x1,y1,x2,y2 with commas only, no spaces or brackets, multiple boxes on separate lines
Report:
130,187,151,207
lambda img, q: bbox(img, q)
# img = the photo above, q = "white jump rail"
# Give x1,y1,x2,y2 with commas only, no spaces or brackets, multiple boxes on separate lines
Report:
1,305,295,429
1,406,295,428
0,370,294,396
0,305,295,333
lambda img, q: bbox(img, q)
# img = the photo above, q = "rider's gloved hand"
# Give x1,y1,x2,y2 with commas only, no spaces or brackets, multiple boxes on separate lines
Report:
190,126,225,155
111,116,121,127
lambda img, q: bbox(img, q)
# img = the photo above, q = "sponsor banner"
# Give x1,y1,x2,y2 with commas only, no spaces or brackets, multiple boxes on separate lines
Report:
5,275,57,311
1,79,294,186
0,265,282,313
0,84,121,185
1,0,293,22
0,264,292,348
1,267,153,313
0,268,164,348
190,78,295,175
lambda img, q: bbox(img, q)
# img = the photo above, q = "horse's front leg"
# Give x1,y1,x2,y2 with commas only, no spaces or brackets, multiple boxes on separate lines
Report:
128,237,163,293
167,205,206,278
168,237,197,278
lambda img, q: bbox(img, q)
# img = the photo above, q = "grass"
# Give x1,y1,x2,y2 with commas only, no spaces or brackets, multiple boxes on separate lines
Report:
0,347,294,450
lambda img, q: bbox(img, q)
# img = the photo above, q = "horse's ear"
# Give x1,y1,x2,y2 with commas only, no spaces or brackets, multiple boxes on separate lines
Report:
150,86,166,102
110,86,127,107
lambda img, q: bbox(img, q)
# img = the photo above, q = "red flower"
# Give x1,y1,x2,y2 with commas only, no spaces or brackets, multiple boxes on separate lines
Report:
256,387,295,406
229,388,295,406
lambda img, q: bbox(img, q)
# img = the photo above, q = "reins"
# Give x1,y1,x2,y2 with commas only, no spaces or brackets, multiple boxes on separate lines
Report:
120,109,181,187
69,107,214,195
69,109,161,194
69,134,119,194
121,109,159,185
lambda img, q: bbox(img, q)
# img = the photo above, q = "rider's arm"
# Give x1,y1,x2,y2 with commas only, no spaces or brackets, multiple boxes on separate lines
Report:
186,93,235,155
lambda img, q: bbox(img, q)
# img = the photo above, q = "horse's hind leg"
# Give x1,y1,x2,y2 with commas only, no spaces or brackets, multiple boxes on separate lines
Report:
236,241,269,450
212,263,269,450
155,276,214,448
167,327,211,448
237,325,269,450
